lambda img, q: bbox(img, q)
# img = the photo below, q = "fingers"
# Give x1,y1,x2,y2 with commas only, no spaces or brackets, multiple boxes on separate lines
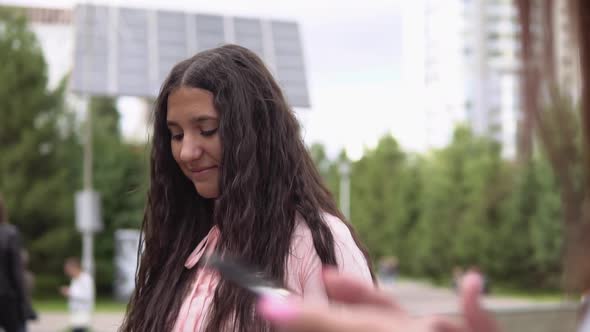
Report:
322,268,404,311
257,295,382,332
460,272,500,332
258,295,465,332
422,316,466,332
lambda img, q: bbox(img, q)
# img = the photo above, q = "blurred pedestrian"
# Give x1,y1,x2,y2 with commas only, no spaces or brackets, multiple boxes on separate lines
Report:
17,249,37,332
0,194,30,332
60,257,94,332
119,45,373,332
378,256,399,284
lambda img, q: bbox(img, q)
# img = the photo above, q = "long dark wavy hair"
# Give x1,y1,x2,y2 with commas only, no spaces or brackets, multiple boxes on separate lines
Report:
119,44,373,332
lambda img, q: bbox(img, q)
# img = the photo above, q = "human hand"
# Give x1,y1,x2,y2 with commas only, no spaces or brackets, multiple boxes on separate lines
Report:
458,272,499,332
257,269,500,332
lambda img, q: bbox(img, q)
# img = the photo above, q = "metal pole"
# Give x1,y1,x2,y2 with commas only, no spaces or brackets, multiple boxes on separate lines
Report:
339,161,351,221
79,2,96,277
82,232,94,275
83,96,93,190
81,96,94,275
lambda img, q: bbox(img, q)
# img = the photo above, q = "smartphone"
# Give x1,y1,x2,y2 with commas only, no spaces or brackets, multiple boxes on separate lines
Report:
205,252,291,300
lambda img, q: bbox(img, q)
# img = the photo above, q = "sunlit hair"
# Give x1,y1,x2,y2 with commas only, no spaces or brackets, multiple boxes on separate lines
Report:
119,44,372,332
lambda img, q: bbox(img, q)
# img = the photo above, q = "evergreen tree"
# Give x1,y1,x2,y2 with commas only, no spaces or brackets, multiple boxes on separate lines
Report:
0,8,80,292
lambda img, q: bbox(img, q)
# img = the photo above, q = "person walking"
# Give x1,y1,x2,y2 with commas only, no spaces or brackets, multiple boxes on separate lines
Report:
0,194,29,332
60,257,94,332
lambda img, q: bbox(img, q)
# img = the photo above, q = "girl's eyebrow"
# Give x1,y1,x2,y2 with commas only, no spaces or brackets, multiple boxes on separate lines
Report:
167,116,218,127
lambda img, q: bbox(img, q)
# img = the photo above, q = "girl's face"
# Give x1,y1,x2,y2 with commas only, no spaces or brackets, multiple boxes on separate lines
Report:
167,87,222,199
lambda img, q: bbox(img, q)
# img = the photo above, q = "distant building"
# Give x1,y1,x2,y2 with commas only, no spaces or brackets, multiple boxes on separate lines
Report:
552,0,581,101
17,6,74,90
422,0,581,158
422,0,467,150
423,0,520,158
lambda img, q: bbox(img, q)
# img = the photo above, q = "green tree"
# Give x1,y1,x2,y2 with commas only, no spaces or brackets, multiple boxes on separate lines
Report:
410,127,510,279
307,127,564,290
309,143,340,196
90,96,148,294
388,155,423,273
350,135,406,260
0,8,80,293
0,10,148,296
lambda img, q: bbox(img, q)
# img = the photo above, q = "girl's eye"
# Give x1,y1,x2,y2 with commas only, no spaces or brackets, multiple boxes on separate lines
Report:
171,133,183,141
201,128,218,137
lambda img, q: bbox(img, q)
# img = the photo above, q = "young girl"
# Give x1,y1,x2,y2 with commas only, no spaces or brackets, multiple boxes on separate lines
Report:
120,44,373,332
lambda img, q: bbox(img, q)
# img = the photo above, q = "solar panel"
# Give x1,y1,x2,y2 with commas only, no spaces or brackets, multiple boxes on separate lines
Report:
71,4,310,107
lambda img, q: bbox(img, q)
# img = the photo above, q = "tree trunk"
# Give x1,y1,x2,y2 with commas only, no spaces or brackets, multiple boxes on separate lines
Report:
516,0,590,291
563,0,590,292
576,0,590,182
542,0,557,92
516,0,537,161
564,218,590,291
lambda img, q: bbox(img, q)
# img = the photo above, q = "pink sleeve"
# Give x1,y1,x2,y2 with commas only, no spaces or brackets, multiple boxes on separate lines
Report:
285,214,373,304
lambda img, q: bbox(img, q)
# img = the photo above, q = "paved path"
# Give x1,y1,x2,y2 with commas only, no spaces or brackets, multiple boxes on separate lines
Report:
29,312,124,332
380,279,566,315
29,279,571,331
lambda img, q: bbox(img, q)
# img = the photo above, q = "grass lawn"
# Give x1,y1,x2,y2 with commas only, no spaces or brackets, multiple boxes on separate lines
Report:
33,298,128,312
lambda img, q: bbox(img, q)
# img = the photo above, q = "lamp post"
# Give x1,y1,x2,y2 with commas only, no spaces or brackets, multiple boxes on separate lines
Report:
339,160,351,221
319,159,330,177
75,6,102,277
75,96,102,277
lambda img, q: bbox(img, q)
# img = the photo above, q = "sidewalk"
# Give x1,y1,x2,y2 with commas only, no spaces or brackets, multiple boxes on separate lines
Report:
29,279,574,332
30,312,124,332
381,279,561,315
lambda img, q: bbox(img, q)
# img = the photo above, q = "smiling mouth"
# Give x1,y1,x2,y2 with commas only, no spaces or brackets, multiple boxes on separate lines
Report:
189,166,217,174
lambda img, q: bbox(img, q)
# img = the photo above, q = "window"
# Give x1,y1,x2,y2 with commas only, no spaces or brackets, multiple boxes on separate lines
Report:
487,32,501,40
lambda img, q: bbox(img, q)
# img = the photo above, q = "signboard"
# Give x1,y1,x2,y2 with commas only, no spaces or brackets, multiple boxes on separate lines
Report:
71,4,310,107
114,229,141,300
75,190,103,233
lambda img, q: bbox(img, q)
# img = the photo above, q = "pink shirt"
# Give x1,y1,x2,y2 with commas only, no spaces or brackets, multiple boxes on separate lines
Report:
172,213,373,331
